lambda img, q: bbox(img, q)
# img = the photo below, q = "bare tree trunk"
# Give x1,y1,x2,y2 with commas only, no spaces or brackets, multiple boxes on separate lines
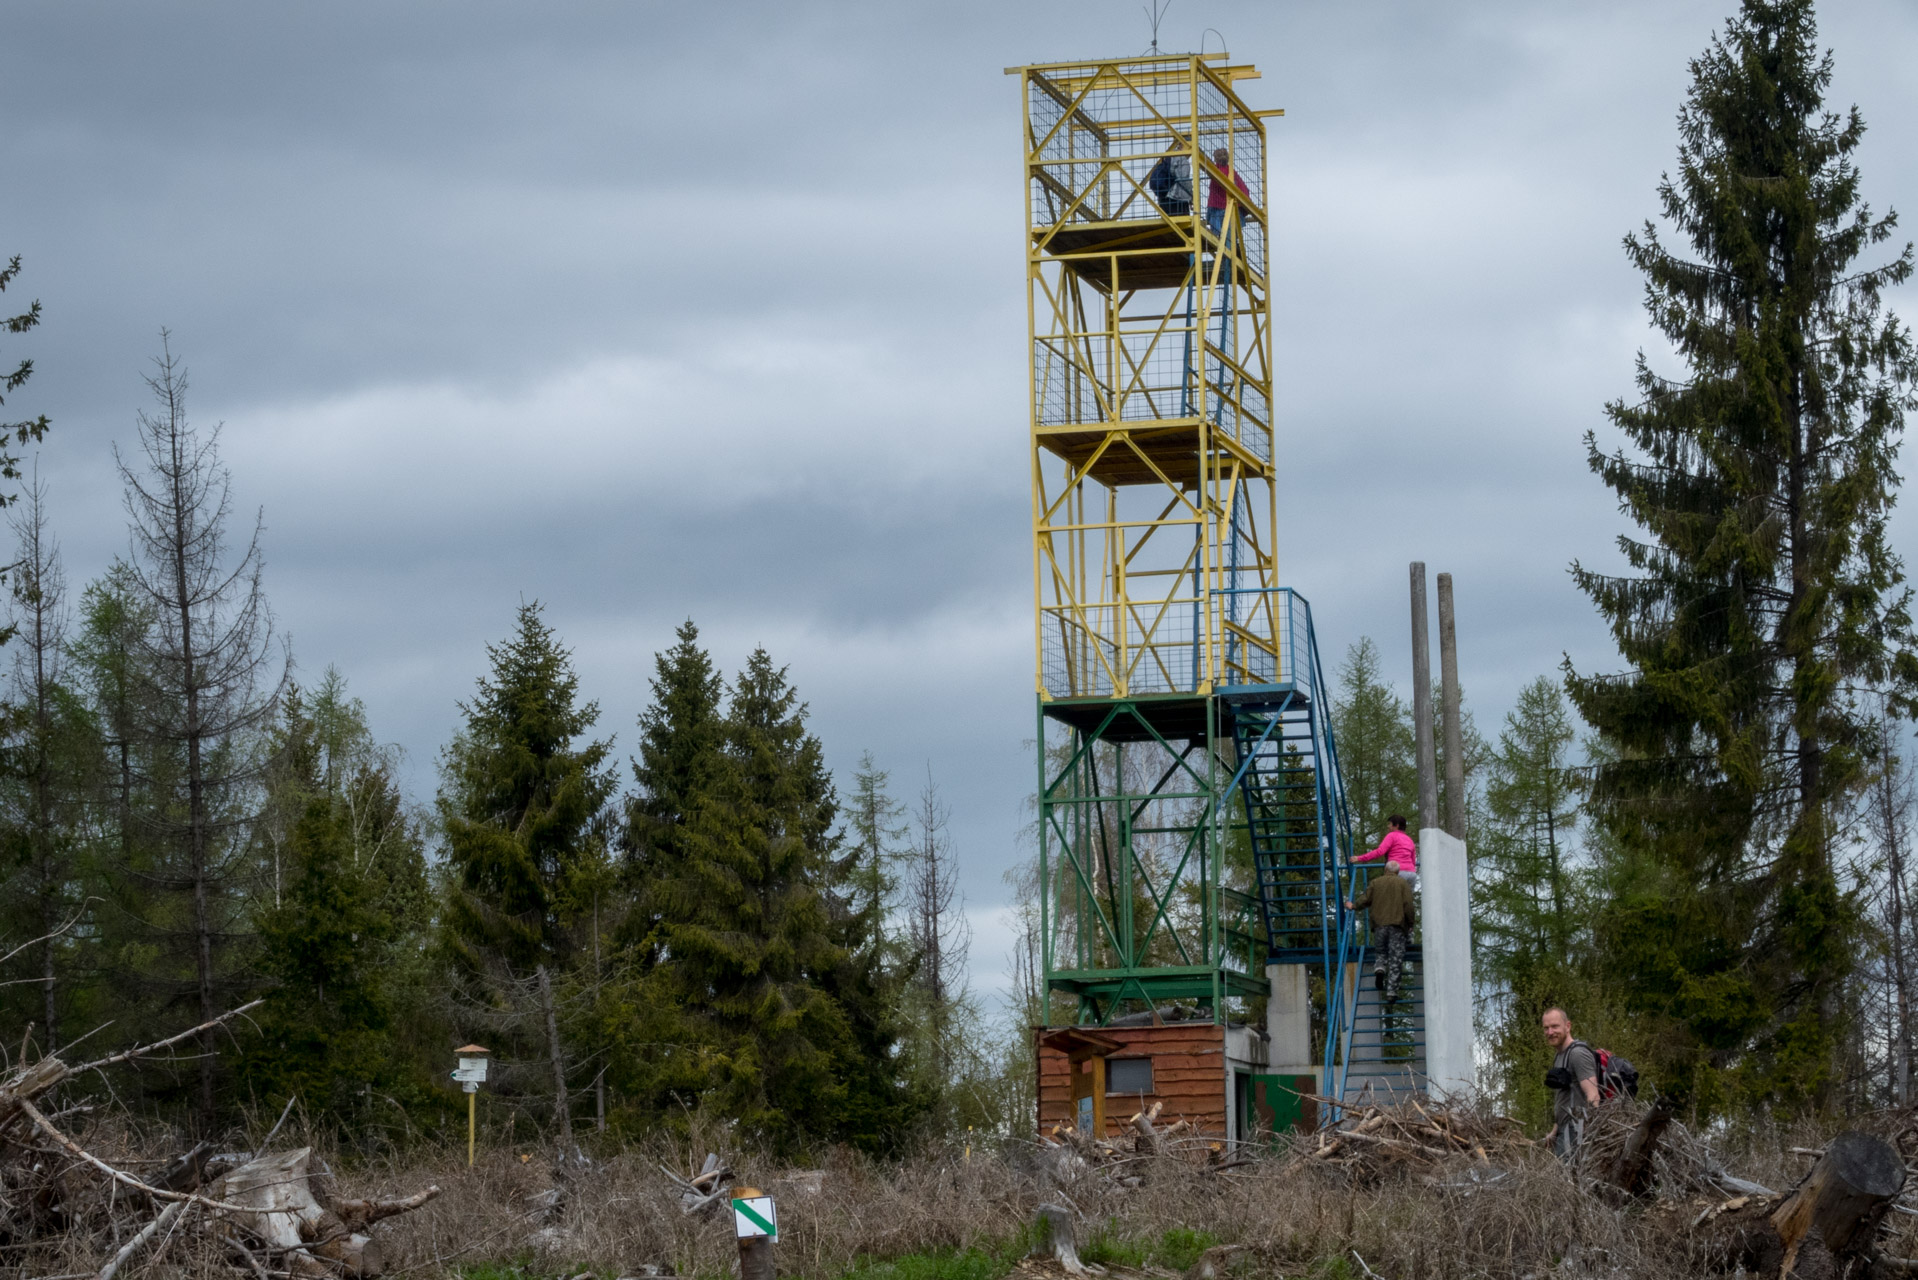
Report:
10,477,67,1054
537,964,570,1144
910,772,967,1086
1880,715,1914,1106
162,370,218,1131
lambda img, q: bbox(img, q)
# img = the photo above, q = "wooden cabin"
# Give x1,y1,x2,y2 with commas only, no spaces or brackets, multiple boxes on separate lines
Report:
1036,1021,1317,1144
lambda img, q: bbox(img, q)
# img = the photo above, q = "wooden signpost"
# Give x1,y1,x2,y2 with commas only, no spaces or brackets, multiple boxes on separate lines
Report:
452,1045,489,1167
732,1186,777,1280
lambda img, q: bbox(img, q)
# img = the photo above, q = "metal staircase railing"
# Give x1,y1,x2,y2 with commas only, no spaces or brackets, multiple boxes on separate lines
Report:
1340,933,1427,1104
1214,589,1364,1119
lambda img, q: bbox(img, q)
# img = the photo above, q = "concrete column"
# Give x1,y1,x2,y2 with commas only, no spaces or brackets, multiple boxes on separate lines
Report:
1409,563,1438,834
1420,827,1474,1099
1264,962,1314,1076
1437,573,1465,840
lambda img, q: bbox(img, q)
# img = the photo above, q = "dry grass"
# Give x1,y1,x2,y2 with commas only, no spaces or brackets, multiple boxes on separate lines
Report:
15,1103,1918,1279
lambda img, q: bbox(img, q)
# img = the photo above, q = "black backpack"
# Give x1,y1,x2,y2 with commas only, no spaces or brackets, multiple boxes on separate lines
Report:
1574,1040,1640,1100
1148,156,1174,201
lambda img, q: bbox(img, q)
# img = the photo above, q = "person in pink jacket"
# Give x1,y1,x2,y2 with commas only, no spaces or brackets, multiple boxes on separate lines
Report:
1354,814,1419,890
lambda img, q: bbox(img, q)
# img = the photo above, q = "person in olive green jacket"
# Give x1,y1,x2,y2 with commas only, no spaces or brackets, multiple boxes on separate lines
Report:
1345,865,1415,1005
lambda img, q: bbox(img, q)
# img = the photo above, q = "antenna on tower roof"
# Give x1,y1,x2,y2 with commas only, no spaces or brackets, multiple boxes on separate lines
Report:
1144,0,1172,53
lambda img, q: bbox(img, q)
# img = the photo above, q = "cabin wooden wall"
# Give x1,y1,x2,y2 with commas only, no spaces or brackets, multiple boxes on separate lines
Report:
1036,1023,1228,1137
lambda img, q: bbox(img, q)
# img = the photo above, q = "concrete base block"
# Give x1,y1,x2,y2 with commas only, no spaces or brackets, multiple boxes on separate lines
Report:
1419,828,1474,1100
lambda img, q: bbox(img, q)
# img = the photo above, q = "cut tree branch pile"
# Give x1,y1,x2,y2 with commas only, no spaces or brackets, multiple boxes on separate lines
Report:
0,1001,440,1278
1026,1089,1918,1278
1296,1096,1918,1278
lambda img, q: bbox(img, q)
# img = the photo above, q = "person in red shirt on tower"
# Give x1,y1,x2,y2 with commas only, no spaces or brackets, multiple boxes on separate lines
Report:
1205,146,1249,238
1353,813,1419,891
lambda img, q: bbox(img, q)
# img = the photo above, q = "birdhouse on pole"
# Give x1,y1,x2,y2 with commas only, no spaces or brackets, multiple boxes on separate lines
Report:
452,1044,491,1092
454,1045,491,1168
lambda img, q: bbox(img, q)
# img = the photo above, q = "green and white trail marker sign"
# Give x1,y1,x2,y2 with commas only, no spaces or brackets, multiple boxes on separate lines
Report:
733,1195,777,1240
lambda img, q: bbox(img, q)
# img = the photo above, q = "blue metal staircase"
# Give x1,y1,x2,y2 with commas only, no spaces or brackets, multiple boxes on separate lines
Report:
1339,934,1428,1103
1230,697,1338,962
1217,589,1423,1120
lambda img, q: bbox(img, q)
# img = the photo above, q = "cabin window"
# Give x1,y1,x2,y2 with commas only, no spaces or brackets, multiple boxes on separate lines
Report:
1107,1057,1153,1094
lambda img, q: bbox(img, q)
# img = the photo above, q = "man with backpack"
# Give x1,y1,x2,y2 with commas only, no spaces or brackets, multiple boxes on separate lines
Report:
1541,1007,1602,1159
1146,146,1193,217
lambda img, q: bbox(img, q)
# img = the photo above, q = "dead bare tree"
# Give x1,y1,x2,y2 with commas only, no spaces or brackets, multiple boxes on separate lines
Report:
113,333,286,1130
1871,705,1918,1106
907,770,969,1086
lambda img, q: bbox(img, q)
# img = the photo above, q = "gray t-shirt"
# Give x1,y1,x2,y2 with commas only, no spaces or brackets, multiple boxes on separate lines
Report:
1552,1041,1599,1132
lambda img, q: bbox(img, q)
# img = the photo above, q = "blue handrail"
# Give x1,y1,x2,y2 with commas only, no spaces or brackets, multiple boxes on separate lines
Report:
1212,587,1358,1121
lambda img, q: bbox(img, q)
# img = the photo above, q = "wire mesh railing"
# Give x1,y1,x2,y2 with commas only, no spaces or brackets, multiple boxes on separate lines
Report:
1040,600,1201,698
1024,58,1268,281
1030,254,1272,459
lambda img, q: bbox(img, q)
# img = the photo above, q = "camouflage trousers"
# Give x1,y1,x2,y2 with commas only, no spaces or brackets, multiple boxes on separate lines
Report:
1375,923,1409,1005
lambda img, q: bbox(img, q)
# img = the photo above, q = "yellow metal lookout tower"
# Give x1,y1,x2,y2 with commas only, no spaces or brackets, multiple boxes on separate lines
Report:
1017,54,1408,1129
1019,53,1281,710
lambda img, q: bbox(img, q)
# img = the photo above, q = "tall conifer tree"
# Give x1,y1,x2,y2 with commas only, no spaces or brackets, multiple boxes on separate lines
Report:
626,626,921,1150
1478,677,1582,972
440,603,614,1140
1331,638,1417,845
247,677,433,1134
1569,0,1918,1112
0,479,100,1052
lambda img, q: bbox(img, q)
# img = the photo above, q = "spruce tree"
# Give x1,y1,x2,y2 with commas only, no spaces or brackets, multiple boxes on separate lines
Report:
843,752,907,934
1478,677,1582,971
626,626,922,1150
439,602,614,1141
1330,638,1417,846
1474,677,1589,1119
0,256,51,520
248,690,392,1119
1568,0,1918,1113
719,648,850,1141
66,567,161,1063
0,479,101,1052
625,619,729,966
245,678,434,1136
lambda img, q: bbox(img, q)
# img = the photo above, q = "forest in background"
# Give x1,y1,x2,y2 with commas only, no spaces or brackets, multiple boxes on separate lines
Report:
0,0,1914,1154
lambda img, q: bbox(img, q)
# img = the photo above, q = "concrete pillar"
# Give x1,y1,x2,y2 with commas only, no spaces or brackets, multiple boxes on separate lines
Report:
1409,563,1438,834
1437,573,1465,840
1420,827,1474,1099
1265,962,1314,1075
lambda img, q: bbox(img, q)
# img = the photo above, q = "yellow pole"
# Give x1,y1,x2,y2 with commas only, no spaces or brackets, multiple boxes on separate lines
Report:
467,1090,476,1167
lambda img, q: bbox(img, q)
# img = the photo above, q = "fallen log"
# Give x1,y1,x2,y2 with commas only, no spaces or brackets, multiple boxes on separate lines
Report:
155,1140,215,1193
335,1185,446,1232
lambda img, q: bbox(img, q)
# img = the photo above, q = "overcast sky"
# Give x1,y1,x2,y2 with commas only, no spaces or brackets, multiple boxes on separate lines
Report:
5,1,1917,1004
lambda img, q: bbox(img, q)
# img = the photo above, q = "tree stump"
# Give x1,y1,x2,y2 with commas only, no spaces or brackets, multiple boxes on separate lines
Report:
1130,1101,1168,1159
1769,1132,1905,1274
214,1146,427,1278
1035,1203,1085,1275
1604,1100,1674,1198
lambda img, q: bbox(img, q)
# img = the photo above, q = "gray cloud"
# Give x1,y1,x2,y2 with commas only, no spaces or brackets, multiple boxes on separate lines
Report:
5,0,1917,1000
